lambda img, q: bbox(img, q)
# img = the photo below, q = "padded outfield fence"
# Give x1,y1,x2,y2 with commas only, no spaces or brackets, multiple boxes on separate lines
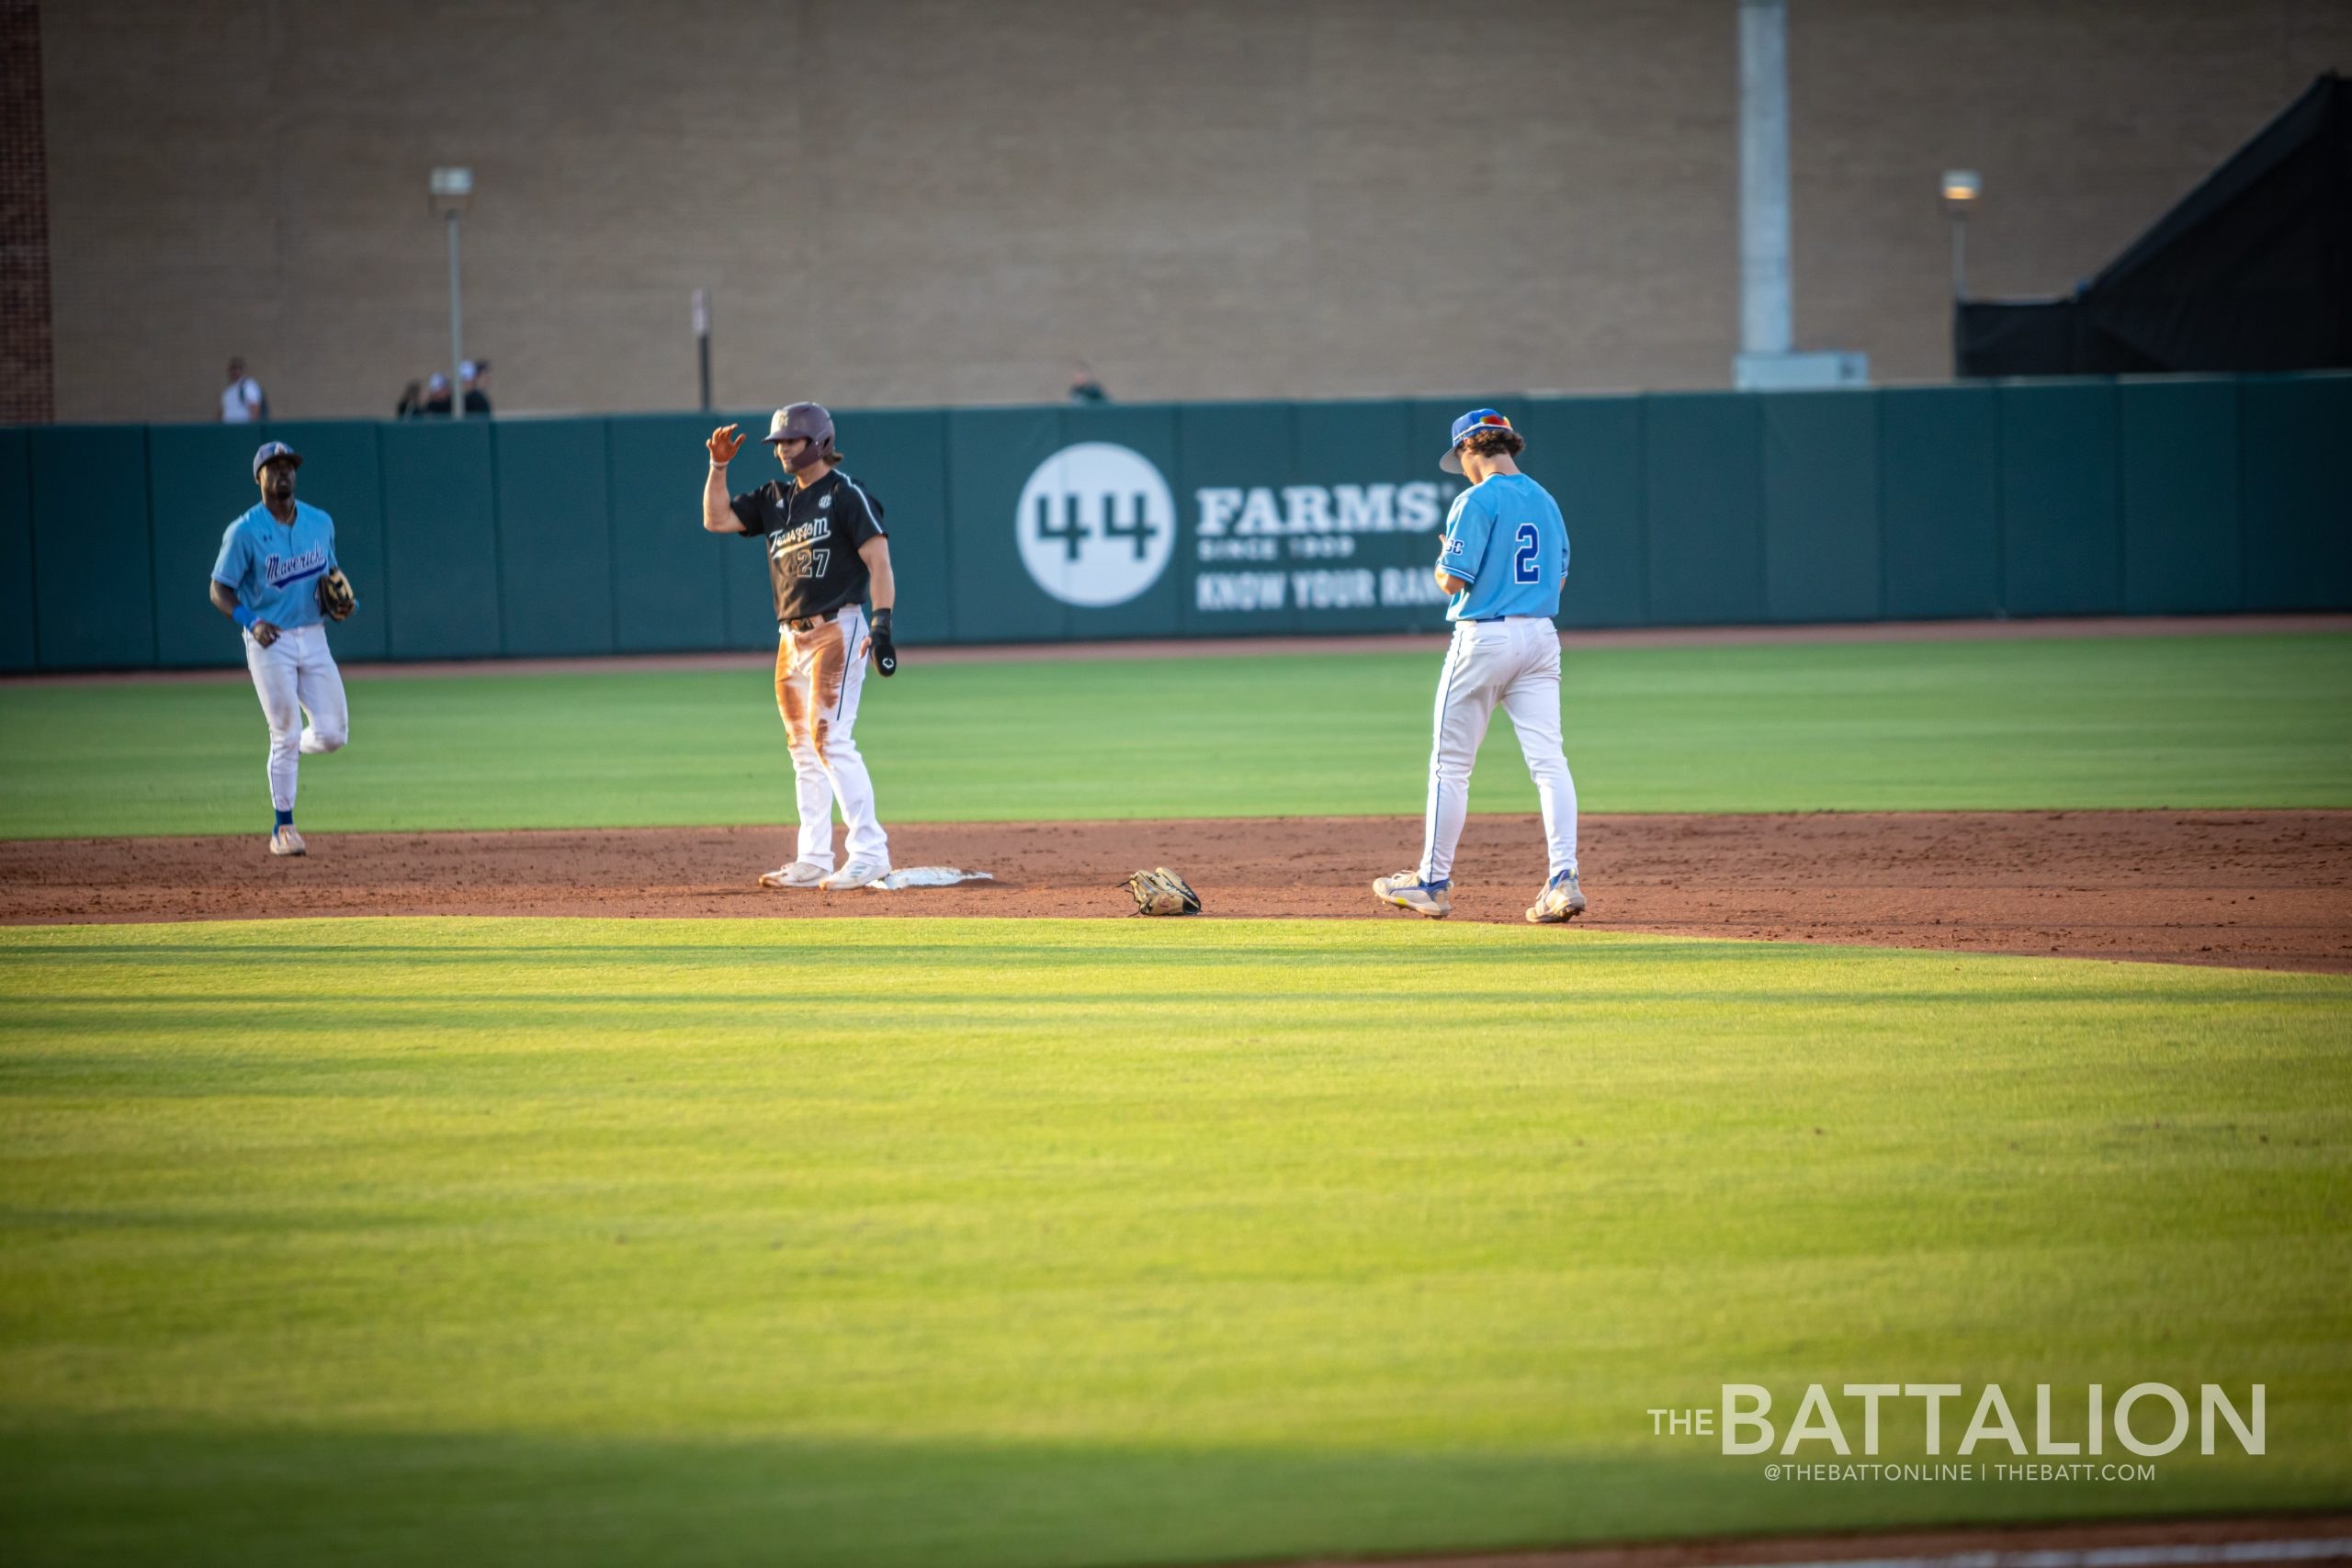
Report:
1,372,2346,672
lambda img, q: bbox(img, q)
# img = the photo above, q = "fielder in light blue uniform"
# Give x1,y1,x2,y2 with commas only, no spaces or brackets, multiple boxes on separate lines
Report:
1437,468,1569,624
1374,410,1586,923
209,441,353,856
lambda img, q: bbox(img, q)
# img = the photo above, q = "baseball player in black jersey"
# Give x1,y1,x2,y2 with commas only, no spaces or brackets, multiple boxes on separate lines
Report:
704,403,898,890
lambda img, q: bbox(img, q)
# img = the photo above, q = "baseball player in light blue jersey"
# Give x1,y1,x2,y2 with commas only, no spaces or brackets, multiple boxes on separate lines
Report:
1374,410,1585,922
209,441,356,856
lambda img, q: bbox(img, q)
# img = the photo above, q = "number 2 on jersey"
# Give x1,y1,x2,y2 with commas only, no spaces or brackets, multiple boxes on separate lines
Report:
1512,524,1541,584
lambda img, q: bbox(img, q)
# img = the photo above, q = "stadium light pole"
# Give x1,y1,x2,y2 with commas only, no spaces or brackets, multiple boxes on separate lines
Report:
1942,171,1979,378
693,289,713,412
429,167,474,418
1942,170,1980,301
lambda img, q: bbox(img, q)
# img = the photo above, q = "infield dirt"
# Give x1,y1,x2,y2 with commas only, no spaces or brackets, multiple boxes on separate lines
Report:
1271,1514,2352,1568
5,809,2346,974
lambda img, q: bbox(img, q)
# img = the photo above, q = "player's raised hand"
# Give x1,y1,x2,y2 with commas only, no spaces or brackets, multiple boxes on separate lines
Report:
707,424,744,464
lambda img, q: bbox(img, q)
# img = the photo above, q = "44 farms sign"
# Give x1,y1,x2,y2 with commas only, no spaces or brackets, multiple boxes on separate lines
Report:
1016,442,1464,615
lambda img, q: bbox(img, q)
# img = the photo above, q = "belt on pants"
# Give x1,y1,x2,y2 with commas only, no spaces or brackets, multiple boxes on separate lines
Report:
782,608,841,635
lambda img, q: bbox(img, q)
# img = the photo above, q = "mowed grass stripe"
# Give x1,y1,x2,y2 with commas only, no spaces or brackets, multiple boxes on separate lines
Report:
1,632,2346,837
2,918,2346,1567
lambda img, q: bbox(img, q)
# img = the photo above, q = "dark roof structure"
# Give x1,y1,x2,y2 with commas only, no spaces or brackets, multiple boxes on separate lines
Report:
1957,72,2351,376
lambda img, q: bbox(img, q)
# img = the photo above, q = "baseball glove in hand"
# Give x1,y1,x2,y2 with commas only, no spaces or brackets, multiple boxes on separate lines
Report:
1124,866,1201,917
318,569,356,621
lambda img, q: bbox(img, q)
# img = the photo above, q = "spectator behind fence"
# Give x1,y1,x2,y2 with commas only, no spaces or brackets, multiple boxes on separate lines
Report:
1068,359,1107,404
462,359,492,415
394,380,424,419
419,372,453,417
220,357,267,423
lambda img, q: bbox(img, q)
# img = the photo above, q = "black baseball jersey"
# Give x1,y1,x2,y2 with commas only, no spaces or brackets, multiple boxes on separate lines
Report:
729,468,888,625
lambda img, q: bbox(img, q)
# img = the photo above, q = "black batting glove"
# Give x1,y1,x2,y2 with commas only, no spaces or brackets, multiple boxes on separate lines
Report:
870,608,898,676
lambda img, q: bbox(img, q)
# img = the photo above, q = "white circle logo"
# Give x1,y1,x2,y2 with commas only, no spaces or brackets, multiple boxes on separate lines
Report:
1015,442,1176,607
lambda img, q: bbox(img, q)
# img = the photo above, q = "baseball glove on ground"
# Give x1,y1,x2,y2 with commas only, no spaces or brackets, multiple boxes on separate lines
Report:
1124,866,1201,917
318,569,356,621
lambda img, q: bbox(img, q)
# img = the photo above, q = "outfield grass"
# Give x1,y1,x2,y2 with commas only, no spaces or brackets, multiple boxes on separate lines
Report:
1,632,2346,838
2,918,2346,1567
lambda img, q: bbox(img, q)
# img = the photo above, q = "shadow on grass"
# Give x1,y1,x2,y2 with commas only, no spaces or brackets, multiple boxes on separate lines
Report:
3,985,2337,1027
0,1424,2308,1568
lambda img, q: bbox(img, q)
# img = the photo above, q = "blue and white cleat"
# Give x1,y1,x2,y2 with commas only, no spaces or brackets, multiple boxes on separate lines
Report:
1373,871,1452,919
268,824,307,857
1526,866,1586,923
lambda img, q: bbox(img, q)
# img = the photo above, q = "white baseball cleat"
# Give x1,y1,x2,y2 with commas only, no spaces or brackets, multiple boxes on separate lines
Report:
268,825,307,857
1373,871,1452,919
819,861,888,891
1526,867,1587,923
758,861,830,889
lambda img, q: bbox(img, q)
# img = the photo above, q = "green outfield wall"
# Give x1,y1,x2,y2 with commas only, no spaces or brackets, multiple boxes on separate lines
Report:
3,374,2346,671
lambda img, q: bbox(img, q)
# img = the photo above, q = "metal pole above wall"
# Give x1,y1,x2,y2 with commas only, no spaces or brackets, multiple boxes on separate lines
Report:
428,166,475,418
1942,170,1980,301
1731,0,1863,389
1737,0,1792,361
447,214,466,418
694,289,712,412
1942,170,1980,378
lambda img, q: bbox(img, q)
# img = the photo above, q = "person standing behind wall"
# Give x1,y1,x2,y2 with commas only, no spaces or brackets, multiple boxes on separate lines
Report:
220,357,266,423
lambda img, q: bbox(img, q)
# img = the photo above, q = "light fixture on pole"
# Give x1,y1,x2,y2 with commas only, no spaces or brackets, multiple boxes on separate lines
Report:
429,167,474,418
1941,169,1981,301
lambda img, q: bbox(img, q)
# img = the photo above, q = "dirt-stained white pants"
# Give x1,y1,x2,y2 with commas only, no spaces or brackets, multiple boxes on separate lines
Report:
775,605,888,871
1418,616,1577,886
243,623,348,813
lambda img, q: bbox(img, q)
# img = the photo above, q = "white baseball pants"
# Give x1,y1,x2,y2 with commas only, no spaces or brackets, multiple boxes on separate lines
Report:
775,605,889,871
243,623,348,813
1419,615,1578,886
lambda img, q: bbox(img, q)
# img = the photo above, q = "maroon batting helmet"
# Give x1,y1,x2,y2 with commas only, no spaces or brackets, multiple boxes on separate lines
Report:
763,402,838,470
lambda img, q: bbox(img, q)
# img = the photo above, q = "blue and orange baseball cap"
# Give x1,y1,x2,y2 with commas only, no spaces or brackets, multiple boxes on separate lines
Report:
1440,409,1513,474
252,440,302,479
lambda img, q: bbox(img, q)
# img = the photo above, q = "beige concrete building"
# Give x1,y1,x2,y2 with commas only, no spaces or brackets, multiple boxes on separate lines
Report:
24,0,2352,423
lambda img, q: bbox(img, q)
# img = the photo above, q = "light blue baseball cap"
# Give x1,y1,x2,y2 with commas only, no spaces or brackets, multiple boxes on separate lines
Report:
252,440,302,479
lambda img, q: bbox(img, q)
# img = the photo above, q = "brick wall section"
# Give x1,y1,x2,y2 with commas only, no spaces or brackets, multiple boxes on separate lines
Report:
35,1,2352,423
0,0,52,424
